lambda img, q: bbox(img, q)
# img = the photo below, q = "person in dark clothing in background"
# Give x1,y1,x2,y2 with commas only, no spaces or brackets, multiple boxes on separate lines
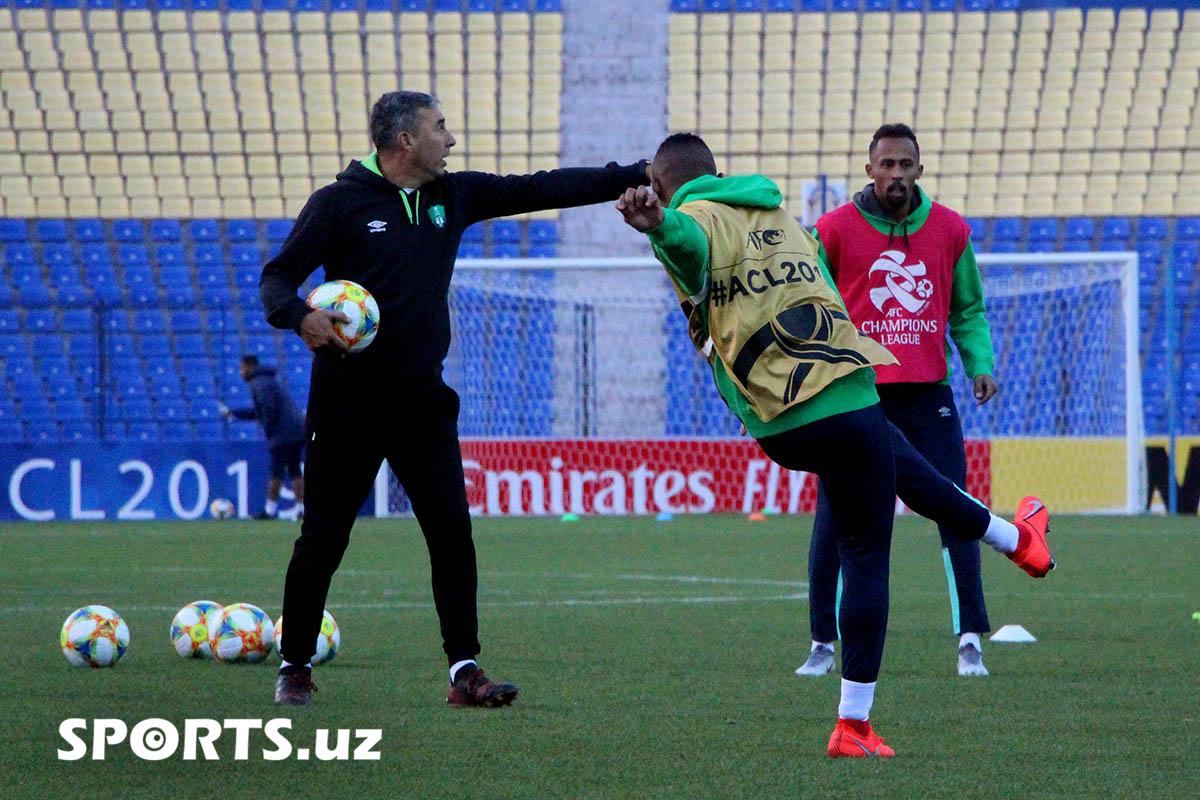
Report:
261,90,651,707
219,354,306,520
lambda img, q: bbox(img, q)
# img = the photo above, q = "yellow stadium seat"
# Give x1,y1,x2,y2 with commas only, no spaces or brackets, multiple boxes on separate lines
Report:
52,8,83,30
0,153,21,176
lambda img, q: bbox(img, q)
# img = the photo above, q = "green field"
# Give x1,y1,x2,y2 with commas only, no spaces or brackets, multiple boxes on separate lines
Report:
2,514,1197,799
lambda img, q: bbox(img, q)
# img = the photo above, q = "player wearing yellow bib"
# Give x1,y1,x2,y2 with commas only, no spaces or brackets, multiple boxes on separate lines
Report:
617,134,1054,758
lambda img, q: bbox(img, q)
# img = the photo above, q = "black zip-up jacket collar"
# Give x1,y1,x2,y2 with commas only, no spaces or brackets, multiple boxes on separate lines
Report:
259,159,649,389
852,182,927,250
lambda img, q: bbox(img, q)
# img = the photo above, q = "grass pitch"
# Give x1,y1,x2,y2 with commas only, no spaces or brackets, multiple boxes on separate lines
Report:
2,514,1197,799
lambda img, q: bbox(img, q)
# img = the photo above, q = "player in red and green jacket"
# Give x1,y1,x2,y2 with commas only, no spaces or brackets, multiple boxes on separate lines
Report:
796,124,1001,681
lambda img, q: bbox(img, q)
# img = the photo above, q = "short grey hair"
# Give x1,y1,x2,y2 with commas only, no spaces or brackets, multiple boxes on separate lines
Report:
369,91,438,151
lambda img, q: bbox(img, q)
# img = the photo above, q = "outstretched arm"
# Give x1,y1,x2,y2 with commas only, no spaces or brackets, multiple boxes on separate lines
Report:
617,187,710,295
458,161,650,224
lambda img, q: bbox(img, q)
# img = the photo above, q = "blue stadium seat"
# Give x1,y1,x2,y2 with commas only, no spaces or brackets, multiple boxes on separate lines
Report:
491,220,520,244
156,243,187,267
50,262,82,286
166,286,197,309
239,309,271,332
67,334,98,358
193,243,223,266
458,243,484,259
529,220,557,244
4,242,35,266
118,244,150,266
0,334,26,358
1064,217,1094,242
0,309,19,333
62,419,96,442
230,244,260,266
1062,238,1092,253
0,220,29,243
27,420,59,443
202,288,234,310
80,243,111,267
529,243,557,258
1101,217,1132,244
237,287,260,309
965,217,986,243
169,310,202,333
159,266,191,288
0,420,23,443
462,223,484,243
989,241,1020,254
992,217,1022,242
492,244,520,259
112,220,146,243
244,333,278,358
1173,241,1199,266
36,220,69,243
189,219,220,242
133,309,167,334
126,422,163,442
150,219,182,243
1138,242,1164,266
196,263,229,290
226,219,258,242
72,219,105,242
1138,217,1168,242
1100,237,1130,253
46,374,78,401
11,263,42,286
26,309,56,332
234,264,260,288
265,219,293,242
20,284,52,306
175,334,207,358
126,286,161,309
1178,217,1200,242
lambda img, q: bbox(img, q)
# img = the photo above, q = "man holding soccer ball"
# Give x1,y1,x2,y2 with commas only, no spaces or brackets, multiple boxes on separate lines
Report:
260,91,651,707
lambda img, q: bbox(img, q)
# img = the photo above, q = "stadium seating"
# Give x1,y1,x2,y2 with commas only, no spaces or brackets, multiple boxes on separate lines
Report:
0,0,563,220
0,0,1197,442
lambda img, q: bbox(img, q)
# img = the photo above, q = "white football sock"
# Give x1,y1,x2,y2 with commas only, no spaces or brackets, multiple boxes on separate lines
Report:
982,513,1019,554
449,659,477,683
265,499,279,515
959,632,981,651
838,678,876,721
812,640,834,653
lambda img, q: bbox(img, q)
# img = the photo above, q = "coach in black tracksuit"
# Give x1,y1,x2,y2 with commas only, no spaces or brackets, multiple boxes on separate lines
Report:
260,91,649,707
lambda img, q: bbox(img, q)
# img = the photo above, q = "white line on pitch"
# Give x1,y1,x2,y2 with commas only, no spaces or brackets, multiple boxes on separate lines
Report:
0,593,809,614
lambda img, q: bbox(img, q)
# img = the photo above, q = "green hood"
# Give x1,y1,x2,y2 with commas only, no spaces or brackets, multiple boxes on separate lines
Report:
667,174,782,211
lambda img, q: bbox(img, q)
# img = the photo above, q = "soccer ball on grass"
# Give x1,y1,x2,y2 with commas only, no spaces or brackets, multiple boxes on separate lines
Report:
275,610,341,665
61,605,130,668
306,280,380,352
209,602,275,663
209,498,235,519
170,600,223,659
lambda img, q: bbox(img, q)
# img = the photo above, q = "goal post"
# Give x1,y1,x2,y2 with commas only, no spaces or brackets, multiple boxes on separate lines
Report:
377,252,1145,517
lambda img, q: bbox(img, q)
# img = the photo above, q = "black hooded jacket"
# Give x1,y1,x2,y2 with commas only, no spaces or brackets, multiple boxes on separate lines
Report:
229,366,306,448
260,159,648,412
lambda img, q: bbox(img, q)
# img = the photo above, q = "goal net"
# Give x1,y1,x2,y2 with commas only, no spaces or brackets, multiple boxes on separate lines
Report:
379,252,1144,517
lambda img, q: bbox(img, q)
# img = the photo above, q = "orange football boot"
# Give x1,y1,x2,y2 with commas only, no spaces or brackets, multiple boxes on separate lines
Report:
1008,495,1055,578
827,718,896,758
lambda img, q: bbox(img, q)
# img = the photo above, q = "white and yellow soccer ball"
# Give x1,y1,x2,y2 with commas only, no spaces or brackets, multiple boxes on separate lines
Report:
305,279,380,352
60,605,130,668
275,610,340,666
209,498,235,519
208,602,275,663
170,600,223,659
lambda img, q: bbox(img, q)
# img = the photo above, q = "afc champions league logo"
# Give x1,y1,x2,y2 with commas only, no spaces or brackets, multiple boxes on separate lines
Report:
868,250,934,314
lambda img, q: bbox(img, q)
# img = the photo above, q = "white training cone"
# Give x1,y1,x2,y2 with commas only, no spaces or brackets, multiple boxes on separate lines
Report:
990,624,1037,643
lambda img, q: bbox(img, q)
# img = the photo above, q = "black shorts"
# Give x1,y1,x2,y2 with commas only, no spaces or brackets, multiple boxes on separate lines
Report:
268,443,304,482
